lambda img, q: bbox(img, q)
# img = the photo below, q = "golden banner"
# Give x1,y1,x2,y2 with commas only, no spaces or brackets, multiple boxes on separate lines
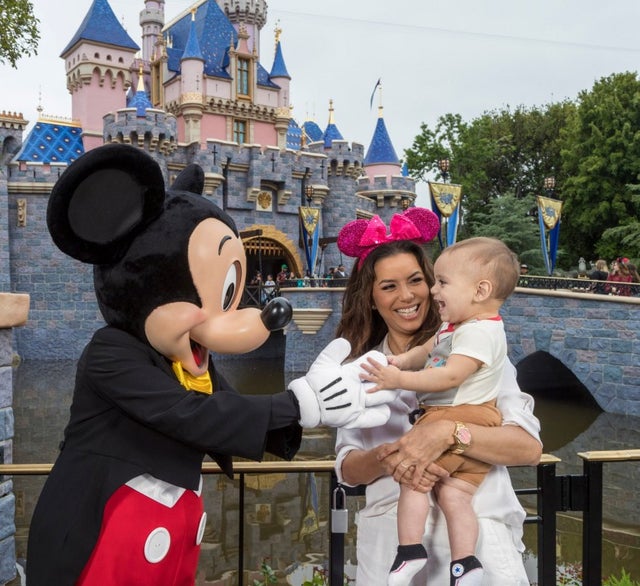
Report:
536,195,563,230
299,206,320,236
429,182,462,218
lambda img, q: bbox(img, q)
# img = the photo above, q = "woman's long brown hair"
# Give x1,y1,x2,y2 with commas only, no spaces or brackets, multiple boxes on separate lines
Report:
336,240,440,359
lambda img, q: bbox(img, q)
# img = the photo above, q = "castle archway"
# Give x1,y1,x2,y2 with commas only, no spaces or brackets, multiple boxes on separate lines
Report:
240,224,303,282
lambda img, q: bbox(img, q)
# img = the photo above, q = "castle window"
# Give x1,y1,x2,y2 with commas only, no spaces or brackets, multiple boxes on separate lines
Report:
233,119,247,144
94,52,100,59
237,58,250,97
106,55,112,61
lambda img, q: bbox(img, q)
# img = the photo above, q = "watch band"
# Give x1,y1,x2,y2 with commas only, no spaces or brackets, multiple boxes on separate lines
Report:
450,421,472,455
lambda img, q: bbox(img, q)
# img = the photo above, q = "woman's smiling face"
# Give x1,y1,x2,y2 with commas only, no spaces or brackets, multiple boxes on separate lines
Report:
371,252,431,340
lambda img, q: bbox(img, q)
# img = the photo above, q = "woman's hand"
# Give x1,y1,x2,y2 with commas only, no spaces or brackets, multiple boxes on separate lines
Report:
372,443,446,493
377,418,454,488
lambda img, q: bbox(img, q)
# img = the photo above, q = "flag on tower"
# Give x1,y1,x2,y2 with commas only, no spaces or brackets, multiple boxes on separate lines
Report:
369,78,381,109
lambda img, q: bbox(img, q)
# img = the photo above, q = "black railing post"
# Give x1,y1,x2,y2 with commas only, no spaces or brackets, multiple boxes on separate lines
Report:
238,471,245,583
582,460,603,586
329,472,345,586
538,460,558,585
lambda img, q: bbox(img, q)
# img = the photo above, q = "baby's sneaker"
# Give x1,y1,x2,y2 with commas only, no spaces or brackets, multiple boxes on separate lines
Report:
387,544,427,586
450,555,484,585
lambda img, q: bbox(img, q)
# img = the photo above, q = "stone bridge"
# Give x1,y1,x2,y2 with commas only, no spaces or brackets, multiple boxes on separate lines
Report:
282,287,640,416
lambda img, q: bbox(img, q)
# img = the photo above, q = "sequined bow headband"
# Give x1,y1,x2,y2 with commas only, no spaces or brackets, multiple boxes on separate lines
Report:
337,207,440,268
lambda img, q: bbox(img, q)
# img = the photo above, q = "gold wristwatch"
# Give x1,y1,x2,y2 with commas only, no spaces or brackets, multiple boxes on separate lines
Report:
450,421,472,454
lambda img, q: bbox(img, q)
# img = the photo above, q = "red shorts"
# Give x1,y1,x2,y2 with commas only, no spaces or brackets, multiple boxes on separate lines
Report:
78,484,205,586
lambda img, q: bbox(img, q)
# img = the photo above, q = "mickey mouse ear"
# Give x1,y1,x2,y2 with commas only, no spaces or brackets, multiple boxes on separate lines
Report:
47,144,166,265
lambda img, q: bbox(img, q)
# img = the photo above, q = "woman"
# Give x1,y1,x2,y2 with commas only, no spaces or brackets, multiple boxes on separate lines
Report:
588,259,609,294
608,258,633,296
334,219,542,585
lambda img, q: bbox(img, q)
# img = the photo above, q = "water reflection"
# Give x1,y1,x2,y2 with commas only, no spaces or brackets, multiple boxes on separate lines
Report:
9,358,640,583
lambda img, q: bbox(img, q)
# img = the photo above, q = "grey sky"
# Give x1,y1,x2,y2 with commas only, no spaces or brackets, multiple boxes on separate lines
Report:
3,0,640,199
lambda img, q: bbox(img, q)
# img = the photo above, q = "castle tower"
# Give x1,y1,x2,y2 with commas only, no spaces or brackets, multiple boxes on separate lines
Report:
269,25,290,109
217,0,268,53
269,25,292,149
310,101,364,270
140,0,165,63
357,101,416,219
322,99,344,149
60,0,140,151
179,10,205,145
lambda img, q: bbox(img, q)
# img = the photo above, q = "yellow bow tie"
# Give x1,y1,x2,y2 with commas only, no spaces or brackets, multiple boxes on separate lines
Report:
172,361,213,395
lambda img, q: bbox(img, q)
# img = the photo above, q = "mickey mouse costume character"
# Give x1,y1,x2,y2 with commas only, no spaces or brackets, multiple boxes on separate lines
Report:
27,144,393,585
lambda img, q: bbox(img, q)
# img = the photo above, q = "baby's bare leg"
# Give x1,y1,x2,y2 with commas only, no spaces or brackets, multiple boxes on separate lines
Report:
388,484,429,585
398,482,430,544
436,477,484,585
436,477,478,559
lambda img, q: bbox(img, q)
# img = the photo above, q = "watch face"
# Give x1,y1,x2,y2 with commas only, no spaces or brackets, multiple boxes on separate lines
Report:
457,427,471,445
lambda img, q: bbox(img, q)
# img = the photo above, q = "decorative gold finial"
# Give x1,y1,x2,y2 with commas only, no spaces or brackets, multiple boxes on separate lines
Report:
191,8,196,21
275,20,282,48
137,65,145,92
328,99,335,125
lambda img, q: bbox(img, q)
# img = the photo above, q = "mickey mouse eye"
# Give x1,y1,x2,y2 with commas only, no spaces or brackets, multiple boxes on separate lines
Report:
221,262,239,311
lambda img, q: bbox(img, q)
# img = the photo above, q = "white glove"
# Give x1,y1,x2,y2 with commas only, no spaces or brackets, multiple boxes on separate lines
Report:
288,338,396,429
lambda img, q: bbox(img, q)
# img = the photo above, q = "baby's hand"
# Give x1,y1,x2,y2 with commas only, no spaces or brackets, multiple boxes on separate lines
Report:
360,356,402,392
388,352,411,370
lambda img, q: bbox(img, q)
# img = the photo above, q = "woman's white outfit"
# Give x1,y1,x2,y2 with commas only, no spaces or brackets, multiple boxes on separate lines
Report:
335,339,540,586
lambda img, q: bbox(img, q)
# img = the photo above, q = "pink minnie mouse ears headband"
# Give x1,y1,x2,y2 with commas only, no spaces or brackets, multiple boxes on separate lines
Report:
337,207,440,268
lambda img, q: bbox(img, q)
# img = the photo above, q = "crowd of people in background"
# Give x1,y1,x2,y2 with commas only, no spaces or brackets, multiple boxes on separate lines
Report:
588,257,640,297
248,262,352,304
249,254,640,303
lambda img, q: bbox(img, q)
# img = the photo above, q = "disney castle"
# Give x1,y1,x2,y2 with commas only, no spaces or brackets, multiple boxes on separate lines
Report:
0,0,418,360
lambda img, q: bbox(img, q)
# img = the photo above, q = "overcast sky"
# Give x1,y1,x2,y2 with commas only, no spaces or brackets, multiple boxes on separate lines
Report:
3,0,640,195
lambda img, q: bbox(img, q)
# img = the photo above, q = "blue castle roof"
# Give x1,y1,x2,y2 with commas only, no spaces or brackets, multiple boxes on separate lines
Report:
364,114,399,165
15,119,85,164
303,120,323,143
323,123,343,148
270,41,290,79
182,15,204,61
165,0,277,88
128,81,154,116
60,0,139,56
287,119,302,150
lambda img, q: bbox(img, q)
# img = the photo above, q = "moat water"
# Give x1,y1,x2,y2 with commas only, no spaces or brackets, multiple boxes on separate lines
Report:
8,357,640,584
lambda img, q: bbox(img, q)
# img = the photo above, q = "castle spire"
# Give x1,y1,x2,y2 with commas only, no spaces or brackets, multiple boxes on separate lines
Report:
323,99,343,148
364,111,399,166
61,0,138,56
181,9,204,61
269,22,290,79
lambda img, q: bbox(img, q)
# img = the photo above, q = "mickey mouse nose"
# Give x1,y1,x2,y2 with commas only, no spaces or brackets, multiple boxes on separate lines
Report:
261,297,292,331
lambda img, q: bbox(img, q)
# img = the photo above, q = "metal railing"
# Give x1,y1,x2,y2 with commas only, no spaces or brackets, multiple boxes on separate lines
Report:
518,274,640,296
1,451,638,585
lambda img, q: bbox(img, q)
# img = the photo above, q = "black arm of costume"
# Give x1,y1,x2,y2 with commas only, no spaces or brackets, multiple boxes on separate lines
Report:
263,390,302,461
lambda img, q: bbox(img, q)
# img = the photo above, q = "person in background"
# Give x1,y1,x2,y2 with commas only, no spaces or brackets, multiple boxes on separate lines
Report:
626,262,640,296
588,259,609,294
262,274,276,303
276,264,289,285
360,237,521,585
333,211,541,586
608,258,633,296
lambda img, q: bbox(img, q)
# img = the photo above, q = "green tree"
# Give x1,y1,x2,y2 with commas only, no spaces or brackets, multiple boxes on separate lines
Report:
598,185,640,260
465,191,542,268
405,102,574,244
0,0,40,68
559,72,640,261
